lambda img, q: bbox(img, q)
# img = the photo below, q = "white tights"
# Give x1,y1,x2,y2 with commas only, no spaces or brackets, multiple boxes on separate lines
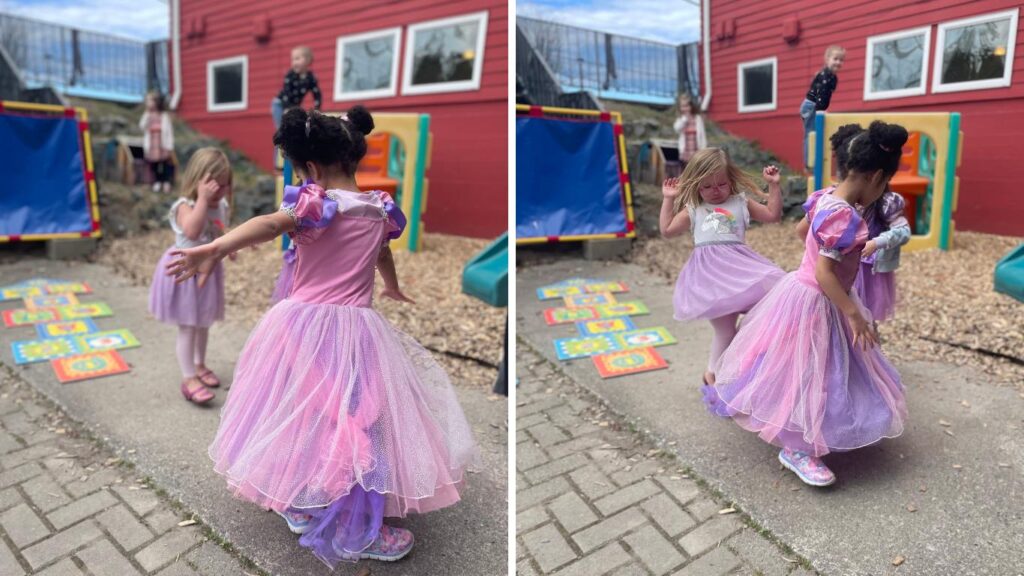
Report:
707,313,740,375
176,326,209,378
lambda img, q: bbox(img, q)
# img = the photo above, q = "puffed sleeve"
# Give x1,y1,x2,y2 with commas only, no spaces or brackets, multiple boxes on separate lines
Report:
811,204,867,261
167,198,190,234
380,192,407,242
279,182,338,244
801,187,831,217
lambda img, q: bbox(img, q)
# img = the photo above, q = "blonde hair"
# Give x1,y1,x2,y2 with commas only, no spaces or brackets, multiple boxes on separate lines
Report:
293,45,313,63
180,147,232,204
673,147,762,213
825,45,845,61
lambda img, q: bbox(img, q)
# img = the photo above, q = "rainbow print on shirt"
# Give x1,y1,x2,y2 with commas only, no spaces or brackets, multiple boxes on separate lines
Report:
701,207,737,235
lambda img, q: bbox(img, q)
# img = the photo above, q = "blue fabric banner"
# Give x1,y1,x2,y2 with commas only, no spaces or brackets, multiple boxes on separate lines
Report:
0,113,90,236
516,116,627,239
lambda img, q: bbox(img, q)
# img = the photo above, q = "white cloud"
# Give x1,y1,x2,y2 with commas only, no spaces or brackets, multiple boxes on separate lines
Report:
517,0,700,45
1,0,168,41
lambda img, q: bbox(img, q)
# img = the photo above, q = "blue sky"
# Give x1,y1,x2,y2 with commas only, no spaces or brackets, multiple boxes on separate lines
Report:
0,0,169,41
517,0,700,45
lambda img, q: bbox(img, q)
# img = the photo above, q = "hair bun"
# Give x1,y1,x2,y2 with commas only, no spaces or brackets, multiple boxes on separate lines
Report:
346,105,374,135
830,123,863,151
867,121,908,152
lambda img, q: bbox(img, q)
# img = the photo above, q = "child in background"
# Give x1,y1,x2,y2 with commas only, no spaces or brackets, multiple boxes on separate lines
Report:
149,148,233,405
673,95,707,168
166,106,478,566
799,46,845,170
271,46,322,129
706,121,910,487
660,147,784,387
139,91,175,193
799,124,911,325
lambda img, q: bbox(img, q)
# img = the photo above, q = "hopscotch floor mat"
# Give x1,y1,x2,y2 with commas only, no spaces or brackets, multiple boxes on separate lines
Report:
52,351,130,383
541,277,677,381
2,279,137,382
593,347,668,378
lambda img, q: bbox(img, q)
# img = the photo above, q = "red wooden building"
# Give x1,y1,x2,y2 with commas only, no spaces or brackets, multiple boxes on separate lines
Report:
700,0,1023,236
168,0,507,239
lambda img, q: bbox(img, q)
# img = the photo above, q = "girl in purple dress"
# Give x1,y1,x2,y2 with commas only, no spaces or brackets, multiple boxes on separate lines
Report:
660,147,785,387
705,121,910,487
166,106,479,566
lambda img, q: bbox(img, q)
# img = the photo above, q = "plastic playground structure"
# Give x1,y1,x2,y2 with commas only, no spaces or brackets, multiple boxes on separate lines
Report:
808,111,962,252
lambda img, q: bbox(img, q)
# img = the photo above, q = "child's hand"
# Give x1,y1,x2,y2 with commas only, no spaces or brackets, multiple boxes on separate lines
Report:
197,174,220,203
762,165,781,185
862,239,879,259
662,177,682,199
848,313,878,351
166,243,221,288
381,286,416,304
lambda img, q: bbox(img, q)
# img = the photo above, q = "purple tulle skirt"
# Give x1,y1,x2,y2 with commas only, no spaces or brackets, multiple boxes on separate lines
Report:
674,243,785,321
209,299,479,567
149,247,224,327
854,263,897,322
703,273,907,457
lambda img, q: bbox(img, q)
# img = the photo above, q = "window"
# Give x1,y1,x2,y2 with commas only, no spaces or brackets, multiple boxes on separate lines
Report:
333,28,401,101
402,11,488,95
933,8,1018,93
737,57,777,113
864,27,931,100
207,55,247,112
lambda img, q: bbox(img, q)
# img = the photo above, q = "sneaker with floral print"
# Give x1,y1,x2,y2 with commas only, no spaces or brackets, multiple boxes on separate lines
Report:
778,448,836,486
275,508,313,534
336,524,414,562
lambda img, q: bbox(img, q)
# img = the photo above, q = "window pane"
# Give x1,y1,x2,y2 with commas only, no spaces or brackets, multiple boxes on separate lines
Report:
411,20,480,85
871,34,925,92
742,64,773,106
341,36,395,93
214,63,242,104
941,18,1011,84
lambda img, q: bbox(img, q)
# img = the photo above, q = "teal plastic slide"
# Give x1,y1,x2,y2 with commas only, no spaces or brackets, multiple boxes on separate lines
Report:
462,233,508,308
994,243,1024,303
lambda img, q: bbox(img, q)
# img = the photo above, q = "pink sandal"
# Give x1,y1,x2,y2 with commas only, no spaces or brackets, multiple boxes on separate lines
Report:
181,378,215,405
196,368,221,388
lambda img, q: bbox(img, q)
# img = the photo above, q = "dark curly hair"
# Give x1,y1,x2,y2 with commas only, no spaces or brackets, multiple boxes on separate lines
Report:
272,105,375,176
829,123,865,180
844,120,908,179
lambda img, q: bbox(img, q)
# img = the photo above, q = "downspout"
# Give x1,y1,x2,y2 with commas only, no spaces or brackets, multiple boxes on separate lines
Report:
169,0,182,109
700,0,712,112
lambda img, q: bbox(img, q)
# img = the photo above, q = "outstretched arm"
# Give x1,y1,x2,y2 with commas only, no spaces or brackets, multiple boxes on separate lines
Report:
167,211,295,287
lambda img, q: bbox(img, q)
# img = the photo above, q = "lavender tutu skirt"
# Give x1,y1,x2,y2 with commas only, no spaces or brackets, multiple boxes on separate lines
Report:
703,273,907,457
149,247,224,327
674,244,785,321
854,263,896,322
209,299,480,567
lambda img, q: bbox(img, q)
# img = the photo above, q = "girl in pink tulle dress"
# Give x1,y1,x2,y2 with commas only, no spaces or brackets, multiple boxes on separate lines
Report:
705,121,910,487
166,106,479,567
660,148,785,386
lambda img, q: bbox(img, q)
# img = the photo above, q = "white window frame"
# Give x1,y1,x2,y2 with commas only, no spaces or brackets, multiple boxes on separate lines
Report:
333,27,401,102
206,55,248,112
932,8,1018,94
737,56,777,113
864,26,931,101
401,10,489,96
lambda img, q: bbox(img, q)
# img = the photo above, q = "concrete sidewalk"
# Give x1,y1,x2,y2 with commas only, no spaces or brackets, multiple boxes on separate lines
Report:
518,260,1023,576
0,258,508,576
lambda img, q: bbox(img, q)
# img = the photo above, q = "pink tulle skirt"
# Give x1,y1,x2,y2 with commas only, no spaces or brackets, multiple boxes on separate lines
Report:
149,247,224,327
704,273,907,457
209,299,480,519
674,243,785,321
854,263,897,322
